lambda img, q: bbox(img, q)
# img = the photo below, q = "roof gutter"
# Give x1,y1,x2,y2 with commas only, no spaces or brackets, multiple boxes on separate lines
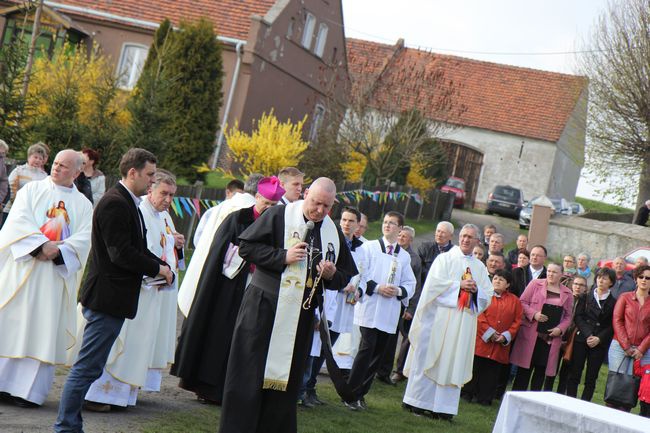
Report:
43,1,247,170
212,40,244,169
43,1,246,46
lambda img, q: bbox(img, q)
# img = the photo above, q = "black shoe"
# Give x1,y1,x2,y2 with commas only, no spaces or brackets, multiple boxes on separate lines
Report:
376,374,396,386
306,391,325,405
402,402,414,412
461,392,474,403
13,397,40,408
343,400,360,411
358,398,367,410
433,412,453,422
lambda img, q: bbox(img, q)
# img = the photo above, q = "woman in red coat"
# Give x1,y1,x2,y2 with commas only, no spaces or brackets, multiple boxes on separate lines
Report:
462,269,523,405
510,263,573,391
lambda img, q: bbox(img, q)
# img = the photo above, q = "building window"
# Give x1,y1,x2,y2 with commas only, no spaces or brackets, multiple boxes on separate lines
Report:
116,44,148,90
314,23,328,58
287,17,295,39
309,104,326,143
301,12,316,50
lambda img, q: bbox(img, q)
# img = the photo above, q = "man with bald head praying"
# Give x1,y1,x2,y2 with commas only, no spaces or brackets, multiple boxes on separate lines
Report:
0,149,93,407
219,177,358,433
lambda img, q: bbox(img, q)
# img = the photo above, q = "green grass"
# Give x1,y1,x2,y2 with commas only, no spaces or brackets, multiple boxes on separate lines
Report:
364,218,440,241
575,197,633,214
140,362,638,433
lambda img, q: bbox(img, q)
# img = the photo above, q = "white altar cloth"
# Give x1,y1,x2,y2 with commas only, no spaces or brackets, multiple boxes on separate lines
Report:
493,392,650,433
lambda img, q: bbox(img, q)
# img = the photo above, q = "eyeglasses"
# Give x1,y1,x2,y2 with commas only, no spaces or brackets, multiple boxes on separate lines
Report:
383,221,399,227
638,276,650,281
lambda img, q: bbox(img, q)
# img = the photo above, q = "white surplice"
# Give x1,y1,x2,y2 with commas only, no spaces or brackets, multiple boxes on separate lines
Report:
84,198,180,406
0,178,92,404
353,239,416,334
403,246,493,415
178,192,255,316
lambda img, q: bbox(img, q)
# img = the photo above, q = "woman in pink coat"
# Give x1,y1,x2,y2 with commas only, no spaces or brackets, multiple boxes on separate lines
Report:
510,263,573,391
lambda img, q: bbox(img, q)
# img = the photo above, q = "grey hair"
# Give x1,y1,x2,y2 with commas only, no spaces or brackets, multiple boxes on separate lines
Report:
490,233,504,243
461,223,480,238
0,139,8,153
244,173,264,195
151,169,176,189
28,142,48,157
637,257,649,265
401,225,415,238
437,221,454,234
577,252,591,263
57,149,82,171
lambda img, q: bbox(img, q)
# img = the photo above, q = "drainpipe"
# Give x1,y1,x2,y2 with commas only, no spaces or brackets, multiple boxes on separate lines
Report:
212,40,244,169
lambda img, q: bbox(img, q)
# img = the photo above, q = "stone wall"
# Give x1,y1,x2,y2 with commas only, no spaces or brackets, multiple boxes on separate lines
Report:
546,215,650,264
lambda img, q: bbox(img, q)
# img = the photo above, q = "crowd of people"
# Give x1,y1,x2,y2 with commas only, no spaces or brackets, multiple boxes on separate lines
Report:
0,142,649,433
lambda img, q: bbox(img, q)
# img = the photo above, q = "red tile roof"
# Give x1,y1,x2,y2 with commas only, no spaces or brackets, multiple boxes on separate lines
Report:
36,0,276,40
346,37,588,143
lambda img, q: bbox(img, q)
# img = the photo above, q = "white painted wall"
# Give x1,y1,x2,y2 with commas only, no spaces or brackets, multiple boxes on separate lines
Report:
439,126,557,204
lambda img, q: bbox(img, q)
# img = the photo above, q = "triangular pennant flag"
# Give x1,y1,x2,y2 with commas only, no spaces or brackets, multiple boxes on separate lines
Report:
180,197,193,216
192,198,202,218
172,197,182,217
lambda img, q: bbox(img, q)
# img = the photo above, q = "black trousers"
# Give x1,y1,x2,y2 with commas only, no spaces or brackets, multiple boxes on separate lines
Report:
462,356,506,405
566,341,608,401
347,327,391,401
641,402,650,418
377,306,406,378
394,317,412,374
512,338,555,391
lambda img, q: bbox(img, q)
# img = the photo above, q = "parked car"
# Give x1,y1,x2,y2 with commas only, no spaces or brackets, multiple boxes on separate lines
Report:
440,176,465,207
569,201,586,216
597,247,650,271
485,185,524,218
518,196,571,228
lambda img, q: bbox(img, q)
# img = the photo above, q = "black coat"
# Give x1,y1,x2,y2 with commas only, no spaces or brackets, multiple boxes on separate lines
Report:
573,292,615,347
511,265,547,297
171,206,256,403
79,183,164,319
417,240,453,283
635,205,649,226
74,172,93,204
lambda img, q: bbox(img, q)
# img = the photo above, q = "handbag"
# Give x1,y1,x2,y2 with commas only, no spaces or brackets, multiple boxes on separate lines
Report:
604,356,640,408
562,327,578,362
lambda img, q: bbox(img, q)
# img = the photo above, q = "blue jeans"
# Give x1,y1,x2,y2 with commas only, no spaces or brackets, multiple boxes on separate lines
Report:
54,307,124,433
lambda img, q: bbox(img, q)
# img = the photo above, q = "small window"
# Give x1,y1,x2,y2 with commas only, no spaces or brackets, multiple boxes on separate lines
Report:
309,104,326,142
301,12,316,49
287,17,295,39
116,44,148,90
314,23,328,57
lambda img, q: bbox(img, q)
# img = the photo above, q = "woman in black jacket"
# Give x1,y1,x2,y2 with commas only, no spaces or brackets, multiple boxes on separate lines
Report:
566,267,617,401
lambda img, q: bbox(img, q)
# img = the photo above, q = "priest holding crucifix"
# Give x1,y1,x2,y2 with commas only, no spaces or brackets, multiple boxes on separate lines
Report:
218,177,357,433
403,223,492,420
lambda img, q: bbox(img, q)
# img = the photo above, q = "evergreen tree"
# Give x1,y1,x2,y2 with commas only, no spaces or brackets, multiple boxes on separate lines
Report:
123,19,176,163
0,41,28,152
162,19,223,179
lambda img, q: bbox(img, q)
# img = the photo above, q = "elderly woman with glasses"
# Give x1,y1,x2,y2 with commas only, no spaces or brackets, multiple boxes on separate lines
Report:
607,265,650,411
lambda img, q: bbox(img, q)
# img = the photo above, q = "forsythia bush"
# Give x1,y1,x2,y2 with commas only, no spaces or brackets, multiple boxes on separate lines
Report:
406,159,436,195
226,111,308,176
341,150,366,182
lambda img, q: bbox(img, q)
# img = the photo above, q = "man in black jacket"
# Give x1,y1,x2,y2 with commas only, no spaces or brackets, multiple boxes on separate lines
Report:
55,148,173,433
417,221,454,283
511,245,548,297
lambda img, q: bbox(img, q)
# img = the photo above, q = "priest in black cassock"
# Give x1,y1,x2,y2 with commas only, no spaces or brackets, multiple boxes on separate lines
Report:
171,176,284,404
218,177,358,433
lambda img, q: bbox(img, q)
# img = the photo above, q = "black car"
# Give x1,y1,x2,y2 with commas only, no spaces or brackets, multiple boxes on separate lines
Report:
485,185,524,218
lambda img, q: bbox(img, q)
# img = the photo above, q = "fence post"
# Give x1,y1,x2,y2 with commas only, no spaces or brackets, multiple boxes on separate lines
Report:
186,181,204,244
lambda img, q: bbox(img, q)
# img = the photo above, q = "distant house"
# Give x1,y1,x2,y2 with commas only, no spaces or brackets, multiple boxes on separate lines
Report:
346,38,588,207
0,0,348,161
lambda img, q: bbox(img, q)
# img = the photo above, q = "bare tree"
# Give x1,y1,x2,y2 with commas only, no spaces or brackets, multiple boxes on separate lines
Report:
310,39,465,186
578,0,650,212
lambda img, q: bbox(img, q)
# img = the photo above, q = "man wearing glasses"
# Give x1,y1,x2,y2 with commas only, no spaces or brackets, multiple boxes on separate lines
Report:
344,211,416,410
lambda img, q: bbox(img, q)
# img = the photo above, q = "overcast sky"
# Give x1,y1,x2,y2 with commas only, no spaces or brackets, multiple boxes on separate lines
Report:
341,0,629,206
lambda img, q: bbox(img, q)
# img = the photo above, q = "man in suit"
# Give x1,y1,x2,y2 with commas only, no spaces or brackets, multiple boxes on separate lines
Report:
417,221,454,283
511,245,547,297
55,148,173,433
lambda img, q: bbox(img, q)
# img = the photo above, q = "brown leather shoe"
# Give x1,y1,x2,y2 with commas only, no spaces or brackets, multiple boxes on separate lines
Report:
390,372,406,383
83,400,111,412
